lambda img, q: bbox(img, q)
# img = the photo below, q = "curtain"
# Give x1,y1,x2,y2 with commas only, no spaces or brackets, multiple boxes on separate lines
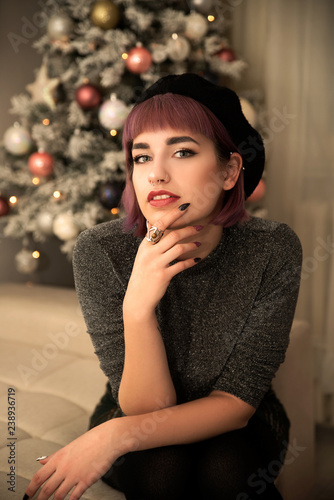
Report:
231,0,334,425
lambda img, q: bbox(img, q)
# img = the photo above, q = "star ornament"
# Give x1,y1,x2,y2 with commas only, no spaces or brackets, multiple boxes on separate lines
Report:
26,63,60,110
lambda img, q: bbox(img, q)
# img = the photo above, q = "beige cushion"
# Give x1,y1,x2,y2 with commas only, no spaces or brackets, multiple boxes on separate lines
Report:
0,283,124,499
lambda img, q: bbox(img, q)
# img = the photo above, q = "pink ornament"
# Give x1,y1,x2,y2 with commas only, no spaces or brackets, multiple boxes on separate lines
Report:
0,196,10,216
125,47,152,74
28,152,54,177
217,48,236,62
247,179,266,203
75,83,102,110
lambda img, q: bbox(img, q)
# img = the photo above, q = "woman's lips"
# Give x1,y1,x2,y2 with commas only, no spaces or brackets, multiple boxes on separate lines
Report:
147,190,180,207
149,196,180,207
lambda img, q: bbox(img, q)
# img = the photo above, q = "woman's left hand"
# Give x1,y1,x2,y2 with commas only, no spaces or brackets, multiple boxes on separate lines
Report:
23,420,125,500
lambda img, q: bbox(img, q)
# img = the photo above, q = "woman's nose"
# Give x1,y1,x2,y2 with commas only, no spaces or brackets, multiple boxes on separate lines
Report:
148,172,170,187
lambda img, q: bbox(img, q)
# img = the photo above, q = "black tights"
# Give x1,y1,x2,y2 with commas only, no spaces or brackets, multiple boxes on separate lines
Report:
102,416,285,500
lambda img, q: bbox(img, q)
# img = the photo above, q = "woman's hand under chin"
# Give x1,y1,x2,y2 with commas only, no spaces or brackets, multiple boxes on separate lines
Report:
123,203,203,318
23,418,128,500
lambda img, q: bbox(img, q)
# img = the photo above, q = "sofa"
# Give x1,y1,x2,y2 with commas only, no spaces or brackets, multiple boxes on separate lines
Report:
0,283,314,499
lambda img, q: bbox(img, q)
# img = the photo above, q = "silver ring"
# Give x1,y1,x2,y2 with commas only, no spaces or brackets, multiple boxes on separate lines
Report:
145,222,164,244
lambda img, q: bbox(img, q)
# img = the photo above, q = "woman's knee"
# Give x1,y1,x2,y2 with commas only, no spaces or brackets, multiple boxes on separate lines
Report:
195,429,261,498
105,445,193,499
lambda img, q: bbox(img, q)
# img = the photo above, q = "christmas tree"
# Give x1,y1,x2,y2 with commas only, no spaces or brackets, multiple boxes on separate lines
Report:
0,0,263,275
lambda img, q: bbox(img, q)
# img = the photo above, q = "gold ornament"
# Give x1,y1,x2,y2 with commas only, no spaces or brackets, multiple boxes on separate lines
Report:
26,63,60,110
90,0,120,30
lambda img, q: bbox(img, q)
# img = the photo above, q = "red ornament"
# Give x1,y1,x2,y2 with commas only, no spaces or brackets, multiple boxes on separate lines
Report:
0,196,10,216
125,47,152,74
75,83,102,110
217,48,236,62
247,179,266,203
28,152,54,177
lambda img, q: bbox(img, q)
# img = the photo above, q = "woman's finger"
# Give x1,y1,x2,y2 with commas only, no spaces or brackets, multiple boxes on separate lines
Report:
147,202,190,232
166,255,202,278
24,457,57,499
44,478,79,500
160,241,201,266
154,224,203,254
35,473,65,500
69,482,88,500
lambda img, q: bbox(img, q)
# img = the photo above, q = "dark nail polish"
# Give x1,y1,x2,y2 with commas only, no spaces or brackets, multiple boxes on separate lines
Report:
193,225,203,231
178,203,190,211
23,494,29,500
194,257,202,263
194,241,201,247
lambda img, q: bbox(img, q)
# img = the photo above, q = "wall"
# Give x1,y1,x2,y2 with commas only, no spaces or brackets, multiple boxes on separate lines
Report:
0,0,74,287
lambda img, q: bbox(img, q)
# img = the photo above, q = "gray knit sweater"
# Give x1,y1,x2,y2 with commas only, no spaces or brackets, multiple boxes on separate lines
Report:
73,216,302,440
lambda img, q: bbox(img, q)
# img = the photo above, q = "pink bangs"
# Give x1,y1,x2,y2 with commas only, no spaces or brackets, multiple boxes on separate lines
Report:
122,93,221,147
121,93,248,237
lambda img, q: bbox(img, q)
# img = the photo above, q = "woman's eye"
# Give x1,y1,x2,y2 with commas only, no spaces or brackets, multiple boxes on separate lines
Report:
133,155,150,164
174,149,196,158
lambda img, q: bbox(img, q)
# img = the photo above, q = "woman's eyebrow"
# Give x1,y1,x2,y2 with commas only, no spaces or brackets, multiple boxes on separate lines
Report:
166,136,200,145
132,136,200,151
132,142,149,150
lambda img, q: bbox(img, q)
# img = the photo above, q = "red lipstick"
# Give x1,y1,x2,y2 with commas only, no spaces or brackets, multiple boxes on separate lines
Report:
147,190,180,207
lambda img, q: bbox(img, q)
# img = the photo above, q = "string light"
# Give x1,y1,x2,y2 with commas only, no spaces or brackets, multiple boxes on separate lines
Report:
53,190,61,199
32,177,40,185
32,251,40,259
208,15,215,22
42,118,50,126
110,129,117,136
172,33,178,40
9,196,17,205
111,208,119,215
121,53,128,60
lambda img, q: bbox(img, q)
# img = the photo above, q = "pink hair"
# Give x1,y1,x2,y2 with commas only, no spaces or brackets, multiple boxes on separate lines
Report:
121,93,248,237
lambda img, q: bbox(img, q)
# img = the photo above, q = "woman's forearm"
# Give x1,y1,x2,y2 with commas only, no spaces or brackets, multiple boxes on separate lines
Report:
118,307,177,415
112,391,255,454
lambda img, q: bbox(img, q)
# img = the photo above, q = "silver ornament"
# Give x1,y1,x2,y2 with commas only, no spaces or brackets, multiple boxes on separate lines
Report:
53,213,80,241
36,211,54,235
98,96,129,130
47,13,74,41
185,12,208,40
167,35,191,62
151,43,168,64
15,249,39,274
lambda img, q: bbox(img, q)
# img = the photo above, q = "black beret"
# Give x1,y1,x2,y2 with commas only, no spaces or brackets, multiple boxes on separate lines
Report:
135,73,265,199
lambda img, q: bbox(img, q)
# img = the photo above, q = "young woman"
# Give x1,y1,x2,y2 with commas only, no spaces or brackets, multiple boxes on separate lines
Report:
23,73,302,500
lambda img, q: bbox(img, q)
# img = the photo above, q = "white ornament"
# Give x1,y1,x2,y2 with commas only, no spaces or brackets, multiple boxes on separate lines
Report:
185,12,208,40
98,96,129,130
36,211,54,235
15,248,39,274
240,97,258,128
3,125,32,155
167,35,191,62
53,213,80,241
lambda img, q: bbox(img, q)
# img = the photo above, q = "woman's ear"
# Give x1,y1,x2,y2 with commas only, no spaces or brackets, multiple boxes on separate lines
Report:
222,153,243,190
